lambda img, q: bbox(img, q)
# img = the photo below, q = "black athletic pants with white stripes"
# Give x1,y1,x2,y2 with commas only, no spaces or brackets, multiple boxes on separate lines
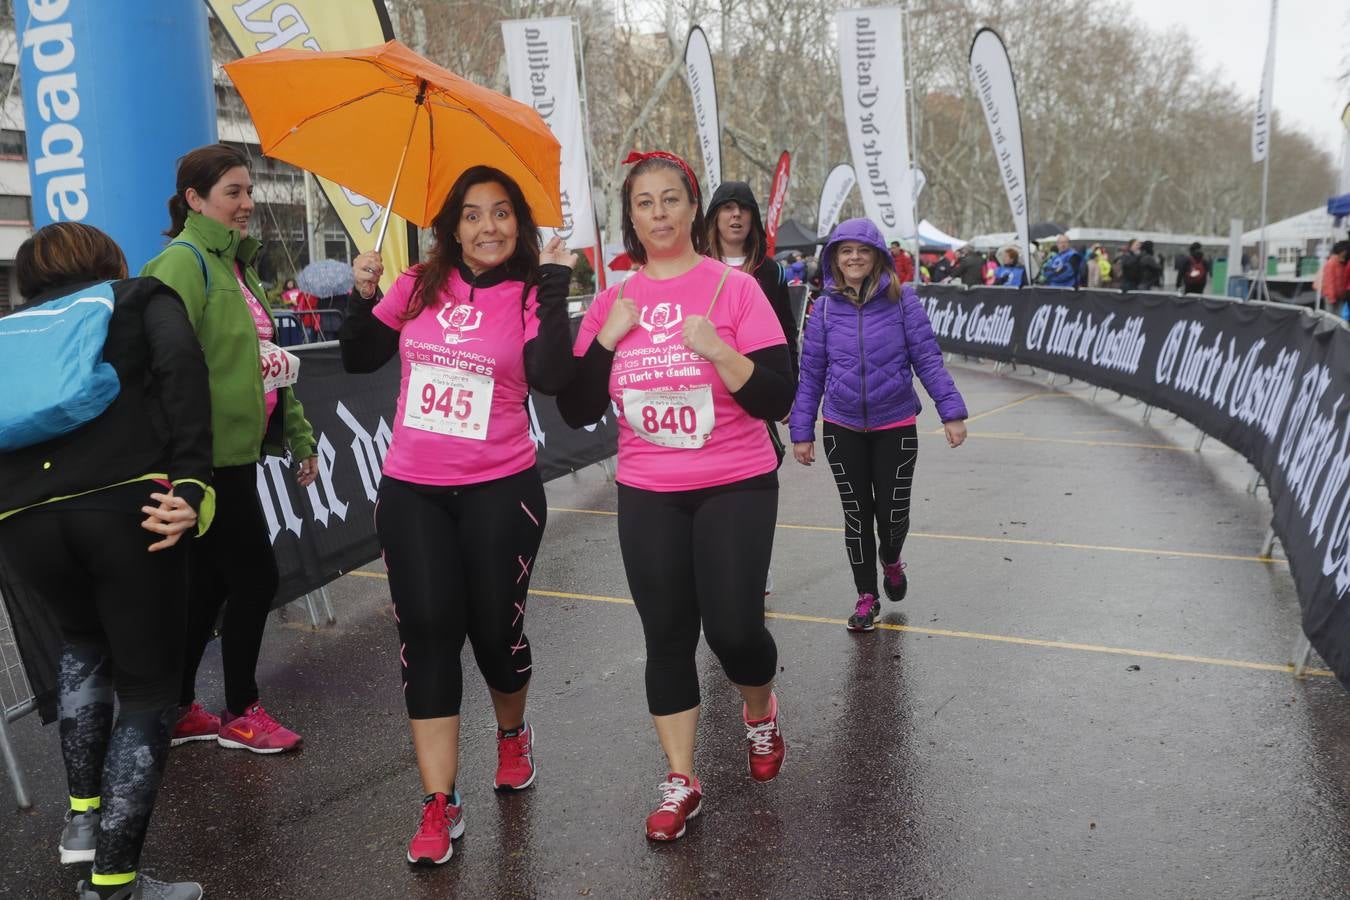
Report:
822,422,919,596
375,468,545,719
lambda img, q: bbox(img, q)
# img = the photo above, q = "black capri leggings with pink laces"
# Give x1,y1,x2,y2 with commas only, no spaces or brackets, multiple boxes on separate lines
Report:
375,467,546,719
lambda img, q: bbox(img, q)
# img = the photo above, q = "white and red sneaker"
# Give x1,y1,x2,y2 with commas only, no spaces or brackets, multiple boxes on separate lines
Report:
745,693,785,783
216,703,302,754
171,702,220,747
407,790,465,865
494,722,537,791
645,773,702,841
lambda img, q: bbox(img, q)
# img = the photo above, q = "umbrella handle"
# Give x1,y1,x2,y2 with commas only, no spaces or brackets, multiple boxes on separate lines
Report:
375,80,428,254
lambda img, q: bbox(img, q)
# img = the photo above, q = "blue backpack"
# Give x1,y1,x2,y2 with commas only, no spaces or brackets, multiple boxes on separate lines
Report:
0,281,121,452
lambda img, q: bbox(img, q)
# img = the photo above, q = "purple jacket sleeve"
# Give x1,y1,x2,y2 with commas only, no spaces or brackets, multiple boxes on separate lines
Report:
788,298,829,442
901,287,968,422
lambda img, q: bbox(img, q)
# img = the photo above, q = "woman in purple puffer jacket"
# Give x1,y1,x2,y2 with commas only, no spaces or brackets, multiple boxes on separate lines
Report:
789,218,968,632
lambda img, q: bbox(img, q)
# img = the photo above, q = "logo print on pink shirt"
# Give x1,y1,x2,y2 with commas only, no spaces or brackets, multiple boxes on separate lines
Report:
639,302,683,345
436,303,484,345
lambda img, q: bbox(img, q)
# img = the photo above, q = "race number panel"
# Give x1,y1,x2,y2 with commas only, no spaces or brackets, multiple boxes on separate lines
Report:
403,363,494,441
622,385,714,449
258,340,301,393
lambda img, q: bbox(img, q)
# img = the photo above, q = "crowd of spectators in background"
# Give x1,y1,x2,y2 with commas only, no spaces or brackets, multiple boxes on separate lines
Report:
867,234,1206,295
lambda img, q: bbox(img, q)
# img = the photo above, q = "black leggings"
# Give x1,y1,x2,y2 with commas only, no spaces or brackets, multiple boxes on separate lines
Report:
617,475,779,716
822,422,919,596
376,468,546,719
0,481,185,879
179,464,279,714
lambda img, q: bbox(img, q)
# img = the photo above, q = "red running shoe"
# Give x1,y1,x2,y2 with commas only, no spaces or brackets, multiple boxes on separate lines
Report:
216,703,302,754
745,692,785,783
645,773,702,841
494,722,537,791
171,702,220,747
407,790,465,865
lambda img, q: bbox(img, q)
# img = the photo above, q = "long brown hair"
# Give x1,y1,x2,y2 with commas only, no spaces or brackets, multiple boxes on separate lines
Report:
706,207,764,275
164,143,250,237
17,222,128,298
404,166,541,321
621,157,708,266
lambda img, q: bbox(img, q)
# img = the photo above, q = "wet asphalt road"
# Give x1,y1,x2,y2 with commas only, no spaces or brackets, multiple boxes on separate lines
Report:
3,359,1349,899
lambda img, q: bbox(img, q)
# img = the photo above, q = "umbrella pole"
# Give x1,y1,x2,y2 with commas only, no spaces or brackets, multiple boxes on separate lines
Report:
375,80,428,254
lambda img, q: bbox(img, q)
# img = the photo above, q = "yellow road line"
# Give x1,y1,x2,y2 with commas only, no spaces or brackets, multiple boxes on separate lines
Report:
343,572,1332,679
963,391,1059,424
929,390,1058,434
966,432,1192,452
546,507,1286,566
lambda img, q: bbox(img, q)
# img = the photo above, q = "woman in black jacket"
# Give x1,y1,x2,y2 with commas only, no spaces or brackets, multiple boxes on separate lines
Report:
0,223,211,900
705,182,800,382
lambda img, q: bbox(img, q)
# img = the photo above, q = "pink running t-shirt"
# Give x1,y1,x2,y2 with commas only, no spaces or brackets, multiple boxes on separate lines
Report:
374,268,542,486
236,265,278,422
575,258,786,492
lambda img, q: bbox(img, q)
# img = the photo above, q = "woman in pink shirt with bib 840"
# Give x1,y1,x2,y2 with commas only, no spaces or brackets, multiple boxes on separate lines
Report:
559,151,795,843
340,166,575,867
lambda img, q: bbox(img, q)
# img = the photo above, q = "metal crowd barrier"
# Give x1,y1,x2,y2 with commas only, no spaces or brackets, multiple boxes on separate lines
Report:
0,586,34,809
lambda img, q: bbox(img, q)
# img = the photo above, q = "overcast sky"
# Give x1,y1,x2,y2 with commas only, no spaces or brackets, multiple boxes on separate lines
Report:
1125,0,1345,156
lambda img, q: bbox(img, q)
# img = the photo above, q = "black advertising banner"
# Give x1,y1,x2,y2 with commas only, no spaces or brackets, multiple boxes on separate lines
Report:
2,341,617,722
919,285,1350,688
254,343,619,604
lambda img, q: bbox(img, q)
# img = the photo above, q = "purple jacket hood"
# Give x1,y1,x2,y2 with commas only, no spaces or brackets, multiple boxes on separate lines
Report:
821,217,897,298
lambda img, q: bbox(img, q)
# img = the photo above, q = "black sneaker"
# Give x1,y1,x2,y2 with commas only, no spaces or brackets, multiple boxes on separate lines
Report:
846,593,880,632
882,559,908,602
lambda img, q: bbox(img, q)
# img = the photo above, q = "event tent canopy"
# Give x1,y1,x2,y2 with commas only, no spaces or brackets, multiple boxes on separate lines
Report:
1328,194,1350,222
1243,207,1338,243
774,218,825,251
916,219,966,249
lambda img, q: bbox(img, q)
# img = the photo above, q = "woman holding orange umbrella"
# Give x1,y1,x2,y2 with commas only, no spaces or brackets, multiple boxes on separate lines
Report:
558,151,794,842
340,166,575,865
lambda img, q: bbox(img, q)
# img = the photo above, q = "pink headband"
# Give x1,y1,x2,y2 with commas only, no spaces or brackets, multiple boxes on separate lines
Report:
623,150,700,199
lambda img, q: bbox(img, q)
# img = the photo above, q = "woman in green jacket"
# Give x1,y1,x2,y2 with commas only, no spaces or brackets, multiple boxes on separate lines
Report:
142,143,317,754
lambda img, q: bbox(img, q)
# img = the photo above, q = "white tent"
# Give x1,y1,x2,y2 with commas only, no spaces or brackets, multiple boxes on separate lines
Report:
1242,207,1338,243
916,219,966,248
966,230,1015,250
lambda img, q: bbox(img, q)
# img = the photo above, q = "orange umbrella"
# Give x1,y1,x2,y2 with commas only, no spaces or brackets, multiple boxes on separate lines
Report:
223,40,563,250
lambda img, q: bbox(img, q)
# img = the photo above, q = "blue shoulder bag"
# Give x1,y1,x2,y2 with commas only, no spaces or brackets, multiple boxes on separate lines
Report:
0,281,121,451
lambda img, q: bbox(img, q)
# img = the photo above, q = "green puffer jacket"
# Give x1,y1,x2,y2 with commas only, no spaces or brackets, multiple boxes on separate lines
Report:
141,212,316,467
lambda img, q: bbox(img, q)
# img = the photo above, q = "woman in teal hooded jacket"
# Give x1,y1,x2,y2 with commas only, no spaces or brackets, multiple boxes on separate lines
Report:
142,143,316,755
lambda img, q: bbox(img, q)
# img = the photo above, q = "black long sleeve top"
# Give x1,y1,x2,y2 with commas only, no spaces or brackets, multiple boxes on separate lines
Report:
556,339,795,429
338,263,576,395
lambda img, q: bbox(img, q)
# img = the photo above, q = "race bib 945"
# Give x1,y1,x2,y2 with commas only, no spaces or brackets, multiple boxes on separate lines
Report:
403,363,494,440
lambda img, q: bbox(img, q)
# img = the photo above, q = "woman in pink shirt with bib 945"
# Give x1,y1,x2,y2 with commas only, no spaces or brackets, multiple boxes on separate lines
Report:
558,151,795,843
340,166,575,866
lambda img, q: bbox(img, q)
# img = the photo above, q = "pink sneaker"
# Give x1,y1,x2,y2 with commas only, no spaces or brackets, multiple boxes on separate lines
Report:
171,702,220,747
745,692,786,783
216,703,302,754
645,773,702,841
494,722,537,791
407,790,465,865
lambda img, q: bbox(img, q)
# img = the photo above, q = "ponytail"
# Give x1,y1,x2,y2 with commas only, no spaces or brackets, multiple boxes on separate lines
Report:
162,143,250,239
